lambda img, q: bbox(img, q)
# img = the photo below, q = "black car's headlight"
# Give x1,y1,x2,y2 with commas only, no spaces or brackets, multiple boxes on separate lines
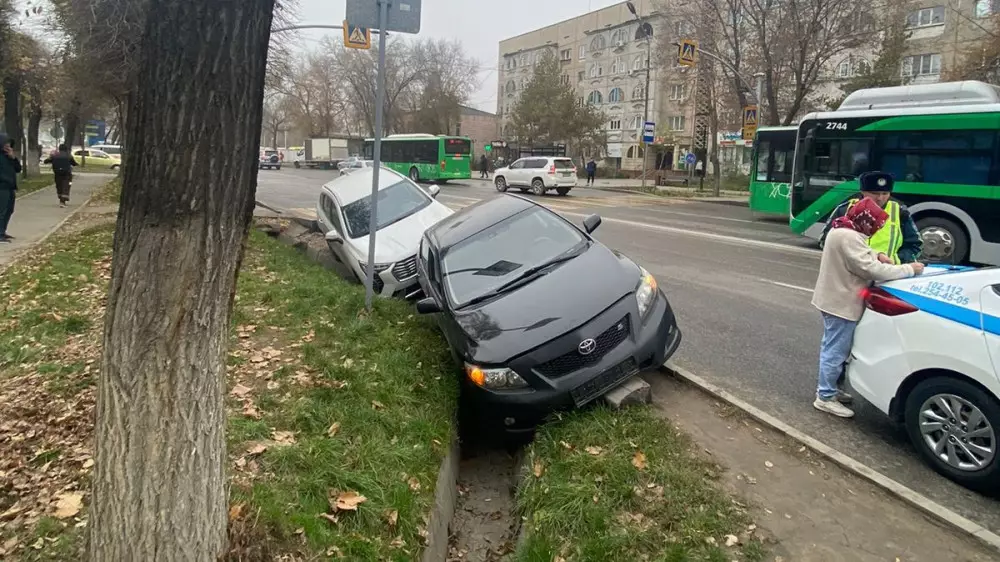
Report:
464,363,529,390
635,266,658,318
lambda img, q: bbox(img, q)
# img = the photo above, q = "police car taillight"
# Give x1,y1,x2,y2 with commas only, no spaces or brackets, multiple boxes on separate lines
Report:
861,287,918,316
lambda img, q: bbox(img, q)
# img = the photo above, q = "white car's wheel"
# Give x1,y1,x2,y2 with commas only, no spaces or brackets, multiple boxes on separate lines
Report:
495,177,508,192
531,179,545,196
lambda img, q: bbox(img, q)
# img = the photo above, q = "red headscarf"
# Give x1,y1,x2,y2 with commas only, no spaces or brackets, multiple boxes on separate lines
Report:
831,197,888,237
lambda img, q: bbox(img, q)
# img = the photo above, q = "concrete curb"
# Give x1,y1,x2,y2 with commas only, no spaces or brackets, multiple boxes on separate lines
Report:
0,187,99,277
661,361,1000,554
422,436,461,562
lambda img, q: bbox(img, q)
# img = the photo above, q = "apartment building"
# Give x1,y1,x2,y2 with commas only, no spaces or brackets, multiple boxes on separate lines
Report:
496,1,698,172
455,105,498,157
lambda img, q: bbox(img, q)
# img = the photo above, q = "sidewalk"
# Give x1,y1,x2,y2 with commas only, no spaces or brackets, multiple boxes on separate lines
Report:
0,174,110,269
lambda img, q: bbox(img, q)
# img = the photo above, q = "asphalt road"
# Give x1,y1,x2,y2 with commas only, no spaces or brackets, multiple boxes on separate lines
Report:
256,168,1000,535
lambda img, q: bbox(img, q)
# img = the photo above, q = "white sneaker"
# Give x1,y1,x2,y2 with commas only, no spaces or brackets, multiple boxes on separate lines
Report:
814,396,855,418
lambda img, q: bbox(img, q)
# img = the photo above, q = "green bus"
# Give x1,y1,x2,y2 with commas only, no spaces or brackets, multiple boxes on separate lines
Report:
748,126,797,217
789,81,1000,265
363,134,472,183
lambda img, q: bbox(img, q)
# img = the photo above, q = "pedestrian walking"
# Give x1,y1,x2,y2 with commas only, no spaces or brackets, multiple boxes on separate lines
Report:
0,133,21,243
479,154,489,179
811,192,924,418
820,171,922,265
43,144,78,207
585,157,597,186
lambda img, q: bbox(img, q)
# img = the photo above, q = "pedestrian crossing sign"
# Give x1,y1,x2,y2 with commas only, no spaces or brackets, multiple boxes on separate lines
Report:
678,39,698,67
343,20,371,50
742,105,758,140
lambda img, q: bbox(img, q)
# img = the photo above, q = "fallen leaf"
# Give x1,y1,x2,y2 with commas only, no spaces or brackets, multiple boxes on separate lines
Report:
532,460,544,478
555,557,567,562
705,537,717,546
724,534,739,547
54,492,83,519
559,441,573,450
343,358,354,369
302,330,315,342
385,509,398,527
390,536,405,549
82,458,94,469
327,422,341,437
249,354,266,364
242,401,261,420
585,446,603,456
371,400,385,410
246,442,268,455
631,451,648,470
318,512,339,524
272,430,296,445
764,460,774,469
333,491,367,511
2,537,18,553
408,476,421,491
229,503,245,521
230,384,253,397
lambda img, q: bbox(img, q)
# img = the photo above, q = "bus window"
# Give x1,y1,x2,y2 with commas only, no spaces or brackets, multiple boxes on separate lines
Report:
755,141,770,181
772,148,793,183
414,140,437,164
878,131,995,185
809,138,871,177
445,138,471,155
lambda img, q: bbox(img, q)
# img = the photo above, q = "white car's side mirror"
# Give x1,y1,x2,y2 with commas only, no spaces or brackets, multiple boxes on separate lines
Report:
325,231,343,244
428,184,441,198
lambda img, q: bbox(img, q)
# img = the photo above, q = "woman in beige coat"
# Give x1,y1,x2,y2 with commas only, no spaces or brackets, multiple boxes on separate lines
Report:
811,190,925,418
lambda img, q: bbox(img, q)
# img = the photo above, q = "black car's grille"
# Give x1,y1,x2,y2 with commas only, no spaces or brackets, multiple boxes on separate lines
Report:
536,315,631,378
392,255,418,280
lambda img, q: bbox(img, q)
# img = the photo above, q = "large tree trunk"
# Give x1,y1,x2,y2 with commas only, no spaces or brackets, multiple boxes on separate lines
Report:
25,95,41,177
3,76,21,151
63,98,81,149
88,0,275,560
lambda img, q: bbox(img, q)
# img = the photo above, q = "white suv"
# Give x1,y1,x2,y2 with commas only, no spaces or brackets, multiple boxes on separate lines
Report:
494,157,578,196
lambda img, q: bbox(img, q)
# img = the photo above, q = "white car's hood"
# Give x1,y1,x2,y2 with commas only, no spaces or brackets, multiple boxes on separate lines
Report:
348,201,453,264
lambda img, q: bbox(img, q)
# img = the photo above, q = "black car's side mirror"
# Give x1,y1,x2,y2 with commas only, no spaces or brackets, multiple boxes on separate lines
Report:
583,214,602,234
416,297,442,315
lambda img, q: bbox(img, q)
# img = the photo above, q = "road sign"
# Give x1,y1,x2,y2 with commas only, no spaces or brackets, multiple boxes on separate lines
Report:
484,144,492,152
685,152,697,165
347,0,422,33
678,39,698,67
742,105,758,141
642,121,655,144
343,20,371,49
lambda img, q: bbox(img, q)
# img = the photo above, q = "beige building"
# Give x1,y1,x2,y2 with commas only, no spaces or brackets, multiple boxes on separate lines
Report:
455,105,498,157
496,0,697,172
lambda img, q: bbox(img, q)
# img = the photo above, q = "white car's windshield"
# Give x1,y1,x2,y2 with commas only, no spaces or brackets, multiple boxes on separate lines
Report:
441,206,587,308
341,180,432,239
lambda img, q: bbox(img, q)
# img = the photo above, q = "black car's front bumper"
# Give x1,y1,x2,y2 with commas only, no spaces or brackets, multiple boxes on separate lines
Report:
461,290,681,433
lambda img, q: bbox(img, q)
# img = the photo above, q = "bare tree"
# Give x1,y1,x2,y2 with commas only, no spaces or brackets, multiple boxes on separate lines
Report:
403,38,481,134
946,14,1000,83
334,37,421,135
88,0,276,560
262,92,292,148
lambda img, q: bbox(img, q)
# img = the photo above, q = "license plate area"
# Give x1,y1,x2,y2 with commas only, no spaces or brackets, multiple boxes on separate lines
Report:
571,357,638,406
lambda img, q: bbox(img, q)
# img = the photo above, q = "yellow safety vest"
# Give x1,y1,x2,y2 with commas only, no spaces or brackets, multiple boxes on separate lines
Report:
847,198,902,264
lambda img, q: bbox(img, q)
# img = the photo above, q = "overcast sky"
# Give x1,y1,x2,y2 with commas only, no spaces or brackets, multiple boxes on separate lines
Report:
291,0,624,113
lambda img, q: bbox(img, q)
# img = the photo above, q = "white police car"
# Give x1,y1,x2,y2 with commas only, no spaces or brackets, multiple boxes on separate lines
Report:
847,265,1000,494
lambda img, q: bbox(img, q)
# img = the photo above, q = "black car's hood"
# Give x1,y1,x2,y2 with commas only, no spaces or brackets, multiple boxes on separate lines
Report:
454,244,640,364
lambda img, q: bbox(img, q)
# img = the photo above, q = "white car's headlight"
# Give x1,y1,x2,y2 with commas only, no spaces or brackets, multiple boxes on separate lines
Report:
464,364,529,390
635,266,658,318
359,261,391,274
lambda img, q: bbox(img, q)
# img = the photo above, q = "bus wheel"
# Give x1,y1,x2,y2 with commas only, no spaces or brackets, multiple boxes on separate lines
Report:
409,167,420,183
917,216,968,264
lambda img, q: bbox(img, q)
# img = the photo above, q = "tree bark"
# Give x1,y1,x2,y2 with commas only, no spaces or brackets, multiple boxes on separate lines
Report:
88,0,275,560
3,76,21,151
25,99,41,177
63,97,81,150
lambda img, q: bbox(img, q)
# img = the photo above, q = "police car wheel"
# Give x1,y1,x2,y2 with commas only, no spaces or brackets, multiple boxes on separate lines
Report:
904,376,1000,495
916,216,968,265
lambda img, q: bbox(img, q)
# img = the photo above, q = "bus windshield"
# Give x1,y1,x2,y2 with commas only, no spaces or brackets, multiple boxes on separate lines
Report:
748,128,797,217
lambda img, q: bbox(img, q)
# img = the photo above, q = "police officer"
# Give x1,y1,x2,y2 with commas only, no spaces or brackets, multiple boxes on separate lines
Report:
820,171,922,265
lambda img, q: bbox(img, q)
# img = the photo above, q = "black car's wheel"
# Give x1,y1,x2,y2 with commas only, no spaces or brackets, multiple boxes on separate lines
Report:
409,167,420,183
556,186,571,196
495,176,508,192
917,216,968,265
904,376,1000,495
531,179,545,196
294,161,301,168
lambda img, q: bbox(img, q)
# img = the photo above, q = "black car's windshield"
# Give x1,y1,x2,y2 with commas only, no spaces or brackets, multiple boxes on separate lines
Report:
442,206,588,308
341,180,432,239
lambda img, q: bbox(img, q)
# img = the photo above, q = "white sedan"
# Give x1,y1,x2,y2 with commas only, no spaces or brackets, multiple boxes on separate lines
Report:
847,264,1000,494
316,167,453,299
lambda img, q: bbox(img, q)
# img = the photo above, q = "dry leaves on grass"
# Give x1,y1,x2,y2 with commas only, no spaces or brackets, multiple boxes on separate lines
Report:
533,459,544,478
330,490,367,512
271,430,297,446
584,446,603,456
53,492,84,519
631,451,648,471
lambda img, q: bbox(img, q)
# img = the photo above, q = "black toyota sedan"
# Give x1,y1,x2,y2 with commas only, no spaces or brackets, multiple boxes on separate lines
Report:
415,194,682,433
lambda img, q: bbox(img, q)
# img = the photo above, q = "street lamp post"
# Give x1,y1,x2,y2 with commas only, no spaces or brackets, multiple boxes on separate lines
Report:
627,2,653,190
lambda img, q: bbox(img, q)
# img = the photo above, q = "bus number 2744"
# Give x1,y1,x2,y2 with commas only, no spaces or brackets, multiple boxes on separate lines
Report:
823,122,848,131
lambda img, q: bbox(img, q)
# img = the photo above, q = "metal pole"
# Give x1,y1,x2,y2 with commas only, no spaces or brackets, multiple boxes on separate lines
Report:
641,40,651,190
364,0,390,311
754,72,765,125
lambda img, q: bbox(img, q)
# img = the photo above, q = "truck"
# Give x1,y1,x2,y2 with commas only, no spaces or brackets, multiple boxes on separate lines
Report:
295,138,350,170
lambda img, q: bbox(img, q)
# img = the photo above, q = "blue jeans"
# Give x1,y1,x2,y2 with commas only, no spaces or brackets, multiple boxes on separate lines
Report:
817,312,857,401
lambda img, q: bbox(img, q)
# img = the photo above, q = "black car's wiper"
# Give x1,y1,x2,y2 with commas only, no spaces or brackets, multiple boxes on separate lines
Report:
457,244,588,309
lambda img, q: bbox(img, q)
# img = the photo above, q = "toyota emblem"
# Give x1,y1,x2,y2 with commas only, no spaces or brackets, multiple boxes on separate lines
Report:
578,338,597,356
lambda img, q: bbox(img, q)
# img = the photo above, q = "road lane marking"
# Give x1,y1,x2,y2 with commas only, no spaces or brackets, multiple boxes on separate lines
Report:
766,280,814,293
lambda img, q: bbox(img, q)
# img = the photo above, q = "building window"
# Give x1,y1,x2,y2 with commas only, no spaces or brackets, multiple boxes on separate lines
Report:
587,90,603,104
975,0,995,17
632,55,647,71
520,78,528,89
578,70,585,81
669,84,688,100
505,80,516,94
632,83,646,100
902,53,941,76
561,74,570,85
579,45,586,59
627,145,645,158
610,118,622,130
837,57,872,78
560,49,571,61
520,54,529,66
611,28,629,46
591,35,607,51
611,56,625,74
629,115,643,130
906,6,945,28
668,116,686,131
589,62,603,78
608,87,624,102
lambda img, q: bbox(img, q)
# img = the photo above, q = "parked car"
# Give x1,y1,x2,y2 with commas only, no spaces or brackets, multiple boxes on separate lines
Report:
316,167,452,299
72,148,119,171
415,194,682,433
493,157,578,196
340,159,374,176
90,144,123,163
847,264,1000,494
338,156,364,171
259,148,281,170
